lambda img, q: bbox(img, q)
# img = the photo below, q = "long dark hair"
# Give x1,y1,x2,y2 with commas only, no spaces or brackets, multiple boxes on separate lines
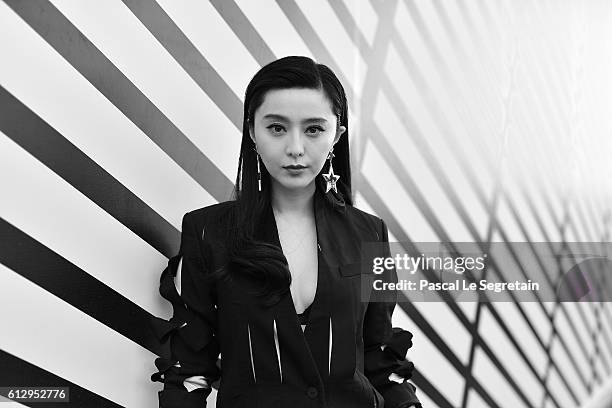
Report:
223,56,352,307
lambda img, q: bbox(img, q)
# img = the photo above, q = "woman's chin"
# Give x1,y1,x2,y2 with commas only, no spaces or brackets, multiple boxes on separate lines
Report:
273,177,315,192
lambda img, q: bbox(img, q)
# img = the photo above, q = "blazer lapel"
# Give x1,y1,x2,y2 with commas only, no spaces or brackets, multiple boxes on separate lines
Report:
310,192,362,380
312,189,362,267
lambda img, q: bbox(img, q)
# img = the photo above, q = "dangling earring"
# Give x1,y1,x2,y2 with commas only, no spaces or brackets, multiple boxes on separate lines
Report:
322,148,340,194
253,146,262,192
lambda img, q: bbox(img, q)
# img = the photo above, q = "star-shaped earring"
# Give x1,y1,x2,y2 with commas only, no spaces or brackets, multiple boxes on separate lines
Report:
322,150,340,193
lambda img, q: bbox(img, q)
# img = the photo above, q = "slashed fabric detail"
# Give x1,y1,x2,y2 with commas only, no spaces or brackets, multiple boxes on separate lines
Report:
149,253,220,393
149,211,221,407
247,323,257,383
273,319,282,382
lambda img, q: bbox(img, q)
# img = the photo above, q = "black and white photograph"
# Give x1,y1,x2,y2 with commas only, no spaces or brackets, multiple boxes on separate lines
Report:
1,1,611,407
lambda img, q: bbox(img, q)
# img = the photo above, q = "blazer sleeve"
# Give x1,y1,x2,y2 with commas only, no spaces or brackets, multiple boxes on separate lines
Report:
363,218,422,408
149,211,221,408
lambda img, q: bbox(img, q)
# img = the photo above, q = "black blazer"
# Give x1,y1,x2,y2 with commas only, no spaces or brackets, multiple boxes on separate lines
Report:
150,191,422,408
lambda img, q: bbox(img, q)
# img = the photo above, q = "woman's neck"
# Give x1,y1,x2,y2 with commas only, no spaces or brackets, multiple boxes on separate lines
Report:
270,181,315,216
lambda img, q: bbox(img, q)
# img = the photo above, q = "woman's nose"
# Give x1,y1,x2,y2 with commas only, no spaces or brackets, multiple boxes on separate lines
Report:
286,132,305,157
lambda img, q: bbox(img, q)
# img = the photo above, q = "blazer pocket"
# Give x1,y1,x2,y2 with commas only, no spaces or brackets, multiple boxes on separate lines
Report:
339,262,372,277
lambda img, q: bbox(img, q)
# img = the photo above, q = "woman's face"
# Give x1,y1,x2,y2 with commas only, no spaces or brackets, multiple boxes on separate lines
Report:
249,88,346,194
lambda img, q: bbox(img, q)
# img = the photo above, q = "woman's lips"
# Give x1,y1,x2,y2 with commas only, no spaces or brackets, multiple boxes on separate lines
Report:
283,165,307,173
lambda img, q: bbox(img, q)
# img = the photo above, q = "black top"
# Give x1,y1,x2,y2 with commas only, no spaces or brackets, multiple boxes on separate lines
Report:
296,303,313,325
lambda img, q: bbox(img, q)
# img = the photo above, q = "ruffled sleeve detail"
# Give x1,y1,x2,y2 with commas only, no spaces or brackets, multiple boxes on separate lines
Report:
365,328,415,385
149,212,221,408
364,328,421,408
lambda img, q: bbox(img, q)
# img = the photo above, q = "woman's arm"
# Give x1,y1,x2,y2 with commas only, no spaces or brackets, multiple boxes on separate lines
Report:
150,211,221,407
363,218,422,408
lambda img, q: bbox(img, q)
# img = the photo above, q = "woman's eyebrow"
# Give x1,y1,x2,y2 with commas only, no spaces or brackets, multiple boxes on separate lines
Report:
262,114,328,124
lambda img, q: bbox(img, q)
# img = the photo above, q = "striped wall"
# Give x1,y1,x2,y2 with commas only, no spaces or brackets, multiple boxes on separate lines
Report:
1,1,611,407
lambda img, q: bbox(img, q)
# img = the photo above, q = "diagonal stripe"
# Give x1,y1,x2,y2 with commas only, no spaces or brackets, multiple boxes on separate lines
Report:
366,0,596,402
121,0,244,129
410,370,454,408
209,0,276,66
3,0,233,202
0,2,216,230
273,0,356,108
0,86,178,258
0,350,121,407
358,172,586,407
0,263,159,407
0,217,163,357
371,52,577,403
363,114,579,405
0,128,177,317
358,176,504,408
232,0,312,60
325,0,373,60
341,0,396,195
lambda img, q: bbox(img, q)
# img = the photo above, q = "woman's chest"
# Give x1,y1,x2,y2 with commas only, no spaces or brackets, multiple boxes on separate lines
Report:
282,236,318,313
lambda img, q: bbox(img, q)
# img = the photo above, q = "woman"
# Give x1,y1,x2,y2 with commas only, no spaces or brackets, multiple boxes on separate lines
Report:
150,56,421,408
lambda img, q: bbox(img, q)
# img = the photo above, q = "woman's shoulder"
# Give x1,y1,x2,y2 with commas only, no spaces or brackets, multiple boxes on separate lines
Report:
344,203,383,225
183,200,237,231
343,203,385,240
187,200,236,218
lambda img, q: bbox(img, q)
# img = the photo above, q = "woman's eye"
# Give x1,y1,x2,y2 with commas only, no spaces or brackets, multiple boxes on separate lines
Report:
267,124,285,134
306,126,324,135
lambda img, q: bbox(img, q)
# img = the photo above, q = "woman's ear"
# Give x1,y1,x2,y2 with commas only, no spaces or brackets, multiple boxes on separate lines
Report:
248,123,256,144
333,125,346,145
